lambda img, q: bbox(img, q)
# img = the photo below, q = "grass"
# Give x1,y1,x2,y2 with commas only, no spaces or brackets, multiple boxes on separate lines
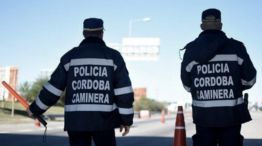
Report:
0,101,64,123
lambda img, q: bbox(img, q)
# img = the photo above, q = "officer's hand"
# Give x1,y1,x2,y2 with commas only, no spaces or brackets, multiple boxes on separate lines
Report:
120,125,130,136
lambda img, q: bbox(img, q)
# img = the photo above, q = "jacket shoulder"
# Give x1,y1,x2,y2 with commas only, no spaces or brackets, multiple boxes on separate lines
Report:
228,38,245,47
227,38,247,54
106,46,121,55
184,40,196,50
183,39,198,58
105,46,123,60
181,40,196,62
60,47,78,62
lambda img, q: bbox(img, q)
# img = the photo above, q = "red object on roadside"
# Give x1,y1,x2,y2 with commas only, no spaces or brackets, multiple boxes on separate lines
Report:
160,109,165,123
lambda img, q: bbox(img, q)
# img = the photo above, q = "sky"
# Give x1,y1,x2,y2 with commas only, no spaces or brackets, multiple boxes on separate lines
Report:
1,0,262,103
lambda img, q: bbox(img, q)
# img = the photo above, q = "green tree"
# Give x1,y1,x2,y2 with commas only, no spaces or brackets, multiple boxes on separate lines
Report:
134,96,166,112
19,76,65,105
19,76,49,102
19,81,32,101
30,77,49,101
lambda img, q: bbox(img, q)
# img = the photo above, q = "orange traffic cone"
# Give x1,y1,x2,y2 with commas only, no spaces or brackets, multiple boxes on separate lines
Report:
160,109,165,123
173,106,186,146
35,119,41,128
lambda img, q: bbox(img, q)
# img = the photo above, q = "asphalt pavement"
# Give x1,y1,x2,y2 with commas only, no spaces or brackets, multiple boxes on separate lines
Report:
0,112,262,146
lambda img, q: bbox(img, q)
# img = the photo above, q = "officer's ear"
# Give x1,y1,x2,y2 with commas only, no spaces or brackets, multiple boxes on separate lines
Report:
83,31,86,38
218,22,223,30
200,23,207,30
200,23,204,30
100,31,104,39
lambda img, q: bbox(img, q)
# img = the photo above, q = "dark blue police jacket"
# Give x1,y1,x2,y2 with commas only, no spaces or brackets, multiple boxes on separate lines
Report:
30,37,134,131
181,30,257,127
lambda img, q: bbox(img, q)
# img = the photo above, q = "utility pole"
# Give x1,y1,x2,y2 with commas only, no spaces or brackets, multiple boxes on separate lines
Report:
11,95,15,117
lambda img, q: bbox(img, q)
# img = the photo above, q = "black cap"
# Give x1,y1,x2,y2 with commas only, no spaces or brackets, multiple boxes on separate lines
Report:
83,18,104,31
202,8,221,21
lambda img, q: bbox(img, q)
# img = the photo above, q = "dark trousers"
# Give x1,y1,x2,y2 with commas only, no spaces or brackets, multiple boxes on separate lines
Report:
193,125,243,146
67,130,116,146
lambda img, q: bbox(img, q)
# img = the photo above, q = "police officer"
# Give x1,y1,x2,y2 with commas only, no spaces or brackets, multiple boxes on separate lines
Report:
28,18,134,146
181,9,256,146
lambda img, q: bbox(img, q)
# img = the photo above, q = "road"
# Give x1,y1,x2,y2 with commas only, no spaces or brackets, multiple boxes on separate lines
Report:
0,112,262,146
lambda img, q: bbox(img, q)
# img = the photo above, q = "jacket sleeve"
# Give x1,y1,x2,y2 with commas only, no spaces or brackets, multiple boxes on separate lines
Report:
113,53,134,126
180,48,193,92
238,43,257,90
29,60,67,116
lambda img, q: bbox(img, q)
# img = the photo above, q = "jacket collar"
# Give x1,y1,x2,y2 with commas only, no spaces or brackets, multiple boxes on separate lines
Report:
79,37,106,46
